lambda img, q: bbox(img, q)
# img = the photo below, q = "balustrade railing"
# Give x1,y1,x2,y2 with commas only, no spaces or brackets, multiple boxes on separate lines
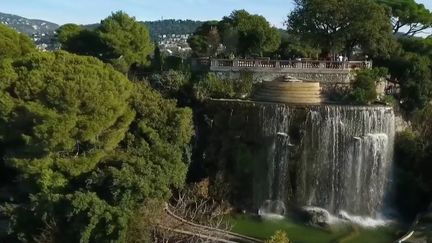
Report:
195,58,372,70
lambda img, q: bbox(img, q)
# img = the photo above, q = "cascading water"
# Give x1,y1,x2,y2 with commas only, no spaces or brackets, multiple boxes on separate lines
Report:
257,104,395,218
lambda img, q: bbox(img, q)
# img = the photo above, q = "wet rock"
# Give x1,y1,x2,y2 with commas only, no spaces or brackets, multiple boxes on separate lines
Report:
302,206,332,227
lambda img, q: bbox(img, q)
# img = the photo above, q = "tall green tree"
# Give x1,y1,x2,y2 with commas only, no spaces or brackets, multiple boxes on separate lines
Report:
287,0,396,57
393,52,432,111
376,36,432,111
188,10,281,57
188,21,221,57
0,51,193,242
56,24,106,57
0,24,35,59
97,11,154,73
376,0,432,36
57,12,154,74
220,10,281,57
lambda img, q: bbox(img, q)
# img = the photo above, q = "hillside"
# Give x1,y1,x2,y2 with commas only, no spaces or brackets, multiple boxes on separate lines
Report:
0,12,58,35
143,19,203,40
84,19,204,40
0,12,203,50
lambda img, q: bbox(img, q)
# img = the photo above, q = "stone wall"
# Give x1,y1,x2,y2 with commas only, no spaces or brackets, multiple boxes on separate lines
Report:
211,69,352,84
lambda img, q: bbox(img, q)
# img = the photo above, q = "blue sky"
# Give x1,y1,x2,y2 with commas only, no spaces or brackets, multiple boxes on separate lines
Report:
1,0,431,28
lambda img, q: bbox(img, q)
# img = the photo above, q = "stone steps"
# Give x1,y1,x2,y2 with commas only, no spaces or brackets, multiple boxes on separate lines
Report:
252,81,322,104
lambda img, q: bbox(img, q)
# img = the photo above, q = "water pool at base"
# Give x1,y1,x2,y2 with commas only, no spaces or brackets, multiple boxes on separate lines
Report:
228,214,403,243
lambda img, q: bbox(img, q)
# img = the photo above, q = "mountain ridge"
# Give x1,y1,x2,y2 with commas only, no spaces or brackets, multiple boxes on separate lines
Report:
0,12,59,35
0,12,203,40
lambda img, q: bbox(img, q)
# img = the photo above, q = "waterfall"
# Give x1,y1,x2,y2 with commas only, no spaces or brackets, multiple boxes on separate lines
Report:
258,105,395,217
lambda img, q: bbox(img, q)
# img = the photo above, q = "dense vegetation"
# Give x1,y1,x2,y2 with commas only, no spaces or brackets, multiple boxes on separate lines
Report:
188,10,281,57
0,25,192,242
377,36,432,111
376,0,432,36
287,0,397,58
0,24,35,59
57,11,154,74
1,0,432,241
194,72,254,100
394,104,432,219
346,68,388,105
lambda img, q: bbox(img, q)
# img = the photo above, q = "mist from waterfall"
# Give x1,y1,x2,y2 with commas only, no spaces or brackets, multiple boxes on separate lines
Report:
259,105,395,217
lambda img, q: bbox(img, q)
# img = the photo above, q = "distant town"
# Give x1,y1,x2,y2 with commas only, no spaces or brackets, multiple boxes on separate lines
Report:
0,12,200,55
158,33,192,56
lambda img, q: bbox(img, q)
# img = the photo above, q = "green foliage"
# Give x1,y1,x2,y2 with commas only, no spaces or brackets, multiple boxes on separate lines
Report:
151,45,188,72
380,94,398,106
57,11,154,74
194,72,253,100
195,73,235,100
0,51,193,242
125,200,164,243
287,0,396,57
398,36,432,56
149,70,191,99
237,71,254,95
413,104,432,140
152,45,163,72
398,53,432,111
220,10,281,57
188,21,221,57
188,34,214,57
346,68,387,105
188,10,281,57
394,105,432,219
56,24,105,57
376,0,432,36
375,35,432,112
266,230,292,243
97,11,154,73
164,56,187,71
277,33,320,59
0,24,35,59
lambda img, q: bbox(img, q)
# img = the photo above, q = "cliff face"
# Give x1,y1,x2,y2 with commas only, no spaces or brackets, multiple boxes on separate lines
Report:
199,100,395,217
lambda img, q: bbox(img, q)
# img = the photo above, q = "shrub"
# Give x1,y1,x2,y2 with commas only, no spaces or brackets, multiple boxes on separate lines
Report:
149,70,191,98
380,94,398,106
266,230,292,243
194,72,254,100
346,68,387,105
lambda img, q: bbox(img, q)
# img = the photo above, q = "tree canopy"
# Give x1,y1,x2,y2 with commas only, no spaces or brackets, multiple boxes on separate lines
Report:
276,32,320,59
188,10,281,57
376,0,432,36
187,21,221,57
57,12,154,74
56,23,106,57
0,24,35,59
97,11,154,73
220,10,281,57
394,104,432,217
286,0,396,58
0,51,193,242
375,35,432,111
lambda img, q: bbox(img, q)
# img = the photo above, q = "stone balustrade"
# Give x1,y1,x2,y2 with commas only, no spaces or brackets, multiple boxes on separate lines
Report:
192,58,372,71
191,58,372,84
